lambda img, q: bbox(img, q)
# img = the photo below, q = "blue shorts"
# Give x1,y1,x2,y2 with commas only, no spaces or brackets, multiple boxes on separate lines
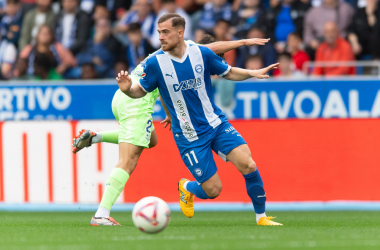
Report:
175,122,247,183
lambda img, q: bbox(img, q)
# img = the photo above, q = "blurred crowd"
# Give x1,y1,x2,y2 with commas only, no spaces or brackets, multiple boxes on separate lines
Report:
0,0,379,81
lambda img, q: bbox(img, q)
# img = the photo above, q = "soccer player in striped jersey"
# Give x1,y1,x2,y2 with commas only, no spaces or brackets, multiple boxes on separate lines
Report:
117,13,282,226
72,34,270,226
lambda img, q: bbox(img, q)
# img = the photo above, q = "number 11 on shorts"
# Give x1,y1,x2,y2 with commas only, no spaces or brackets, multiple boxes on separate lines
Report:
185,150,198,166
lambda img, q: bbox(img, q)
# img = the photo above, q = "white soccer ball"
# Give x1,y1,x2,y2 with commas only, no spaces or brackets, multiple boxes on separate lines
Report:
132,196,171,233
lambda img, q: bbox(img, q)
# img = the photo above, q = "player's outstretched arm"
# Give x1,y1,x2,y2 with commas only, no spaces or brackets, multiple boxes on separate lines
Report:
203,38,270,55
224,63,280,81
116,70,146,98
159,96,172,131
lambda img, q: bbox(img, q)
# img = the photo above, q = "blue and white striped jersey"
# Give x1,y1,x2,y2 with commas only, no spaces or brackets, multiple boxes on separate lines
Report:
138,43,231,142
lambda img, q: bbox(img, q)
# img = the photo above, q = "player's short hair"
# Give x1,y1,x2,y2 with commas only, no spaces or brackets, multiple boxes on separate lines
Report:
197,34,225,60
158,13,185,30
128,23,142,33
162,0,175,3
197,34,216,44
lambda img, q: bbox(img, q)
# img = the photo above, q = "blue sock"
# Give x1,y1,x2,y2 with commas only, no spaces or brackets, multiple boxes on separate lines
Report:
186,181,210,199
243,169,266,213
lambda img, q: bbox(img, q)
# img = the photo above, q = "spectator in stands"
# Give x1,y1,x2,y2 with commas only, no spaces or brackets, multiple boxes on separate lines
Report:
212,19,236,66
52,0,91,55
286,32,310,72
114,0,156,40
19,25,77,76
18,0,54,50
77,17,124,78
197,0,232,31
313,22,356,76
348,0,380,59
0,0,23,47
81,62,98,79
0,0,7,18
231,0,266,39
12,57,31,80
126,22,155,72
275,52,306,78
0,34,17,79
244,55,264,70
304,0,354,56
237,26,277,69
267,0,310,53
97,0,132,22
93,5,110,22
150,0,192,49
33,52,63,80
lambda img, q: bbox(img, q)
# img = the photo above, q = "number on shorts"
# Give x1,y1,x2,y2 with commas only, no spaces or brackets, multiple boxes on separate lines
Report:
146,120,152,133
185,150,198,166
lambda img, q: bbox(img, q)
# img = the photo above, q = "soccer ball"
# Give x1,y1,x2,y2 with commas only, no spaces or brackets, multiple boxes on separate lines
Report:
132,196,171,233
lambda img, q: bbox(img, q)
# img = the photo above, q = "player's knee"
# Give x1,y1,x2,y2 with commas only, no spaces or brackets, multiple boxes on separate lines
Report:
206,184,222,199
240,160,257,175
116,157,139,175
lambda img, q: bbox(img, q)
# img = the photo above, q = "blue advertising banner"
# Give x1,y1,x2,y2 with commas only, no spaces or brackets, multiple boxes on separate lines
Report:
1,79,380,120
232,79,380,119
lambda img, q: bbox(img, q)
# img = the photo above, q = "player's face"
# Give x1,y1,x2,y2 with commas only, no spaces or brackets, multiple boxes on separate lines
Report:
157,19,183,51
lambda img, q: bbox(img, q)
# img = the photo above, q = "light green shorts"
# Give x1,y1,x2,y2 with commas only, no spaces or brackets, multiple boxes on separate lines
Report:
111,90,155,148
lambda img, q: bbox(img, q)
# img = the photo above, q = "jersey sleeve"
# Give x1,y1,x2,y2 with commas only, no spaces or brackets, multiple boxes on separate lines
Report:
138,59,159,93
203,47,231,77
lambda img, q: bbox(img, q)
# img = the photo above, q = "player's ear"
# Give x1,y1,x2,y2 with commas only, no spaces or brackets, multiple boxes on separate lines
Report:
178,28,184,38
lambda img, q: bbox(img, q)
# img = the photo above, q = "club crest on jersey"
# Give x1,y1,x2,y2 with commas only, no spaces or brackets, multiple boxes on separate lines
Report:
195,64,203,73
173,78,202,92
194,168,203,177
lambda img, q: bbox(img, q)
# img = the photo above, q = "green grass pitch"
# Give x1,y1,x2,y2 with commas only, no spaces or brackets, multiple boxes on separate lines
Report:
1,211,380,250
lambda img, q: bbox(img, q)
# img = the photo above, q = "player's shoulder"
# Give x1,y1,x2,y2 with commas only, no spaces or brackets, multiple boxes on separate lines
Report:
141,49,165,68
195,44,213,55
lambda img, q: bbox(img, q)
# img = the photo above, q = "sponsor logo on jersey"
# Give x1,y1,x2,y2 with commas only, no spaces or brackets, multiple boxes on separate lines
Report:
176,100,195,138
141,73,146,79
194,168,203,177
195,64,203,73
225,126,235,133
173,78,202,92
166,73,173,78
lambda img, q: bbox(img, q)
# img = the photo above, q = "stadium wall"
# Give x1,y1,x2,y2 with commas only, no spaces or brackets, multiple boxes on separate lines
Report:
0,119,379,211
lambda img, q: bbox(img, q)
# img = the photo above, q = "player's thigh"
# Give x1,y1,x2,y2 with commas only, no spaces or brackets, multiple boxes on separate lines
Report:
117,142,144,175
226,144,257,175
180,142,217,184
117,106,154,149
211,122,247,162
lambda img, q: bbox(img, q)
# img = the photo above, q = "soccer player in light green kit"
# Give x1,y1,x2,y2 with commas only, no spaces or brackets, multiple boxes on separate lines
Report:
72,35,270,226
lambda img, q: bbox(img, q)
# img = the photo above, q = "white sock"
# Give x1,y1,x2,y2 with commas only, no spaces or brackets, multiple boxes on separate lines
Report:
183,181,189,192
95,206,110,218
91,132,102,143
256,212,266,224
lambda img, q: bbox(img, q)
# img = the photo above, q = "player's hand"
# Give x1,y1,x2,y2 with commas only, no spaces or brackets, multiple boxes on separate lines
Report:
116,70,132,94
160,116,172,131
244,38,270,46
251,63,279,79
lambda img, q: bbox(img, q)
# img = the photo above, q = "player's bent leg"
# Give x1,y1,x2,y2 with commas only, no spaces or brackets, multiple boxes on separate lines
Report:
92,143,144,226
227,144,282,226
148,130,158,148
200,173,222,198
72,129,119,153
